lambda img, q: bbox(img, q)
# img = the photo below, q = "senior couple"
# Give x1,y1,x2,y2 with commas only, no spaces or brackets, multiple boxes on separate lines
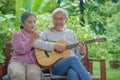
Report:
7,8,91,80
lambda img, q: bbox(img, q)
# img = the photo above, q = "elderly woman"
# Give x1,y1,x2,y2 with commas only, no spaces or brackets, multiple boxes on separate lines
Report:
33,8,91,80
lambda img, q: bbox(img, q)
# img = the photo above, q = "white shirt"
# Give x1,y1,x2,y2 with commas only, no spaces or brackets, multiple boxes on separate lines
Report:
33,28,85,59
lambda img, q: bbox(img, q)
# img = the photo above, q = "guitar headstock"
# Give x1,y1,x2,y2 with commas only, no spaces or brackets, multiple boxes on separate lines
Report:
95,37,107,42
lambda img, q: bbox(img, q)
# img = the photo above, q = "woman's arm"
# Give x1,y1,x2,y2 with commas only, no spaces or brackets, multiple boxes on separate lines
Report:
12,32,33,54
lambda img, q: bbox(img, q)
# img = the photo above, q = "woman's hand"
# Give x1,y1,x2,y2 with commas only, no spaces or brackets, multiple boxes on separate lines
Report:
29,30,41,44
32,30,41,39
78,42,87,55
48,26,54,31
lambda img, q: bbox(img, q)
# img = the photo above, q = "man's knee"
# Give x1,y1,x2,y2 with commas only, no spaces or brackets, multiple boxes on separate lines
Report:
67,56,79,61
67,69,76,75
67,69,79,80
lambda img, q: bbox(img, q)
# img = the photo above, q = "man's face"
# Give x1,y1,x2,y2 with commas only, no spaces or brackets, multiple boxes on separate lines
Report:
53,11,67,31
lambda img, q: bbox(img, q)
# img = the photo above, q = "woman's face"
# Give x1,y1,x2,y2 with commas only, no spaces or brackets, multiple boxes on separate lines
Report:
53,11,67,31
22,15,36,33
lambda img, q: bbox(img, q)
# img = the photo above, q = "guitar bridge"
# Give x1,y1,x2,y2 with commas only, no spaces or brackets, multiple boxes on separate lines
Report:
44,51,49,57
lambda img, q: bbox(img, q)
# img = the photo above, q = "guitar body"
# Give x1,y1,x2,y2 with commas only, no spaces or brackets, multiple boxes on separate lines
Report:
35,40,71,69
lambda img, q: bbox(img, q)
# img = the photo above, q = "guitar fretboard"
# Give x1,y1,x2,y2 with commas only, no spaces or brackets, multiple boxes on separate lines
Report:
65,39,96,50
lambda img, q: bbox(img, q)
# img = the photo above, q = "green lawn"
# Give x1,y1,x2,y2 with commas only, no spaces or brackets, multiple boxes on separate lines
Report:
93,61,120,80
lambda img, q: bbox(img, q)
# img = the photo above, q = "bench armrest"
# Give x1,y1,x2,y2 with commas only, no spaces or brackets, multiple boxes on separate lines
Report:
88,58,106,80
0,62,5,80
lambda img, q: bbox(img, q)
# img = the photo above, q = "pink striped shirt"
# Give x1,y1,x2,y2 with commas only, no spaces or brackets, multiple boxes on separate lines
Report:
10,29,37,64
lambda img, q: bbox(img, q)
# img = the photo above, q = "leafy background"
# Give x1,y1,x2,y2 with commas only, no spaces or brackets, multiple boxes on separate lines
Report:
0,0,120,79
0,0,120,66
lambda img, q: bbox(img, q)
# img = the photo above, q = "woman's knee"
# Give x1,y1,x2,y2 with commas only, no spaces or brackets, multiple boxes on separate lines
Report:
27,72,41,80
10,72,26,80
27,65,42,80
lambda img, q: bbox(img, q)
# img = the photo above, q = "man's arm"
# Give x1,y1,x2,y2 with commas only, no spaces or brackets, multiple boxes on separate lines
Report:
71,31,86,58
33,30,55,51
33,30,65,52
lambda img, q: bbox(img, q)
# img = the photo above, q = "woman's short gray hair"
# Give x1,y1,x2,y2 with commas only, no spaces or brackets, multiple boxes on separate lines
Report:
52,8,68,19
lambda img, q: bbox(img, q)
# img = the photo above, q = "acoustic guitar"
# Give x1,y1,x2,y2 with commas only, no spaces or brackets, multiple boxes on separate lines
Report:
35,37,106,69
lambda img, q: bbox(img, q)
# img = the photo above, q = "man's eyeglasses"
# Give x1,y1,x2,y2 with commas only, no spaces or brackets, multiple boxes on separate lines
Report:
53,17,66,21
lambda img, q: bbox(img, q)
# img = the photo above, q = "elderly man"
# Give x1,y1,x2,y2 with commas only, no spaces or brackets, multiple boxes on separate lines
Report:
33,8,91,80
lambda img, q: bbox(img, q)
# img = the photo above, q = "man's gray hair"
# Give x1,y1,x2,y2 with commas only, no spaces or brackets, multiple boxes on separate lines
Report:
52,8,68,19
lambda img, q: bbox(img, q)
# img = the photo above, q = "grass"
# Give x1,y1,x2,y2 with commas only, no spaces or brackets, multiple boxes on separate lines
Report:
93,61,120,80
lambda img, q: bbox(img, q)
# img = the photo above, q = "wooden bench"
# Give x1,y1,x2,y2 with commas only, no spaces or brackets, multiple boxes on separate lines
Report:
0,43,106,80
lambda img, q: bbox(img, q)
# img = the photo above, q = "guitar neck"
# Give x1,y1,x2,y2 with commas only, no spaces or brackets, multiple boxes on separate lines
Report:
65,39,96,50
